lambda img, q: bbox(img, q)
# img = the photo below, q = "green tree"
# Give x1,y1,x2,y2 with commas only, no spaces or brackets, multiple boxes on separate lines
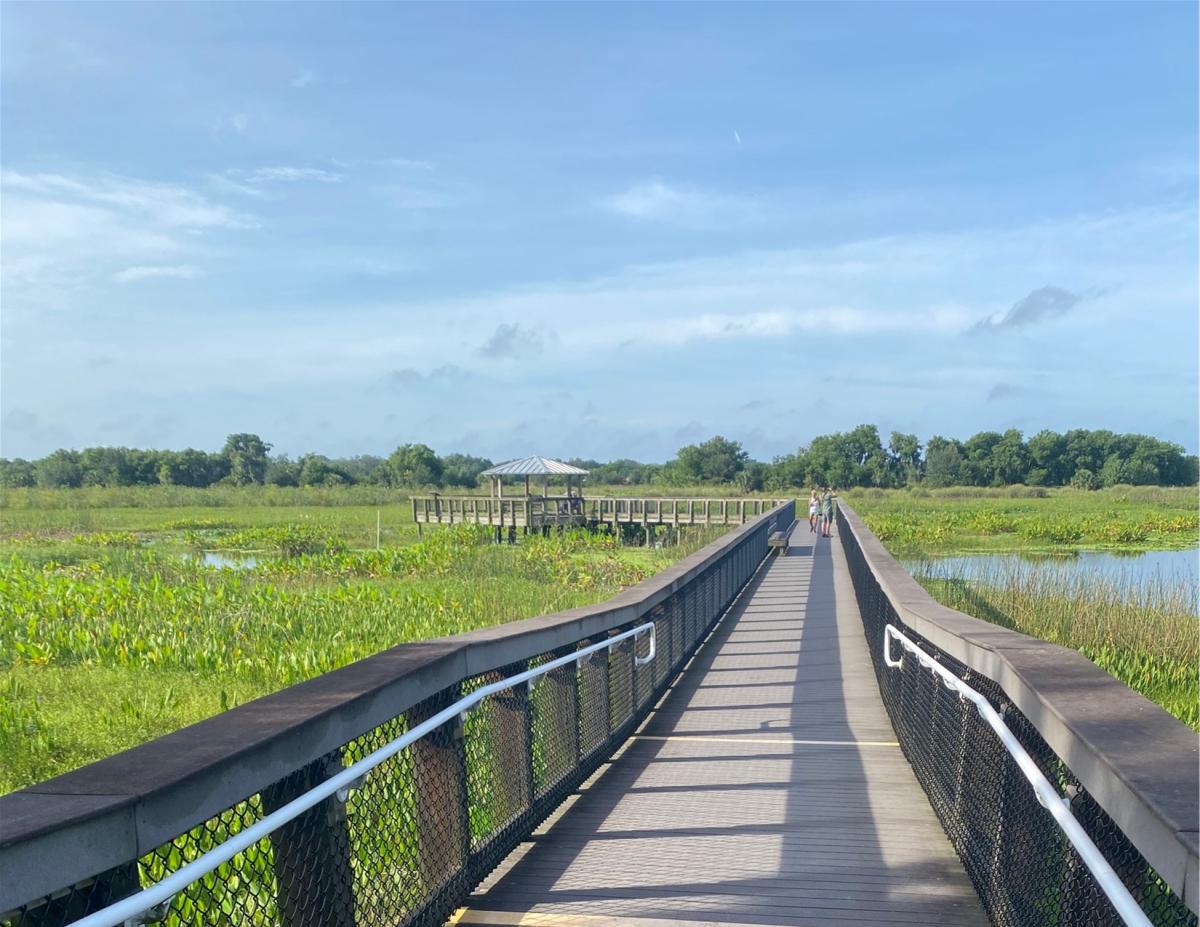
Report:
159,449,227,487
923,437,963,488
296,454,353,486
574,458,653,485
79,447,136,486
673,436,748,483
265,455,301,487
387,443,443,486
35,449,84,488
1099,453,1126,487
334,455,387,484
1027,430,1067,486
222,434,272,486
1069,468,1100,490
1063,429,1113,479
887,432,922,486
767,451,809,489
845,424,890,487
962,431,1003,485
735,461,768,492
0,459,37,487
442,453,493,488
991,429,1031,485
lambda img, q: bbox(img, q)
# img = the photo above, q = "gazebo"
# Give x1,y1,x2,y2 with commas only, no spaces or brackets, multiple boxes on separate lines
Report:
480,456,589,501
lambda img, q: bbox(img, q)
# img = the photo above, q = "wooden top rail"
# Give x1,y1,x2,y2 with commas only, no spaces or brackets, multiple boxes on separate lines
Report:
839,503,1199,911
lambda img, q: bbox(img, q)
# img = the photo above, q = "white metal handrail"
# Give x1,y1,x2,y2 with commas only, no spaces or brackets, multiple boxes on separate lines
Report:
882,624,1152,927
72,622,657,927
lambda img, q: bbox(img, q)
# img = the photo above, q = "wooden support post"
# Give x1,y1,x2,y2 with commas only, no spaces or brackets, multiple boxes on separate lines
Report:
409,704,471,902
262,751,356,927
492,678,535,826
537,660,578,793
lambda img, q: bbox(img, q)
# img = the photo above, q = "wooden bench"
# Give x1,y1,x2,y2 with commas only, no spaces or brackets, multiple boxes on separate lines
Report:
768,530,788,556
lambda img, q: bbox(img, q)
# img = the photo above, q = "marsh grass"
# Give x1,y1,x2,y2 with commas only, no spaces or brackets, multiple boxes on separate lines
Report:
0,516,725,793
915,562,1198,728
847,485,1198,554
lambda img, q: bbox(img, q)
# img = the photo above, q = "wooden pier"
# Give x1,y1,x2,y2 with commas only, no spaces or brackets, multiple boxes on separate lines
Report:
411,496,790,530
457,520,988,926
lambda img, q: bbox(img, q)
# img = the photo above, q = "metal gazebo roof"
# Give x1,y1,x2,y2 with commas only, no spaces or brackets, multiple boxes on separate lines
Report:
480,456,589,477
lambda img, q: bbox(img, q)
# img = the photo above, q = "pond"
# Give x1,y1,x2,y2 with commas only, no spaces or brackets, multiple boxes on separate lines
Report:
903,548,1198,594
189,551,259,569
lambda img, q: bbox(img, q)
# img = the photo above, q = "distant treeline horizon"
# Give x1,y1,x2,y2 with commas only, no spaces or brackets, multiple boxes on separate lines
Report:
2,426,1196,492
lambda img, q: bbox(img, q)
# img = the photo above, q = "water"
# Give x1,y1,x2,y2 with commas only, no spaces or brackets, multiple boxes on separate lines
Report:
190,551,258,569
903,548,1198,589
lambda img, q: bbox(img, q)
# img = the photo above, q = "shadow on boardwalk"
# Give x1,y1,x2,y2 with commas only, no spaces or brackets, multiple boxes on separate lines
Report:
459,525,986,927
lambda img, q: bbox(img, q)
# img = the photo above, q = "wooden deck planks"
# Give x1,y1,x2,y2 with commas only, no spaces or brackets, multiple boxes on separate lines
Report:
457,522,988,927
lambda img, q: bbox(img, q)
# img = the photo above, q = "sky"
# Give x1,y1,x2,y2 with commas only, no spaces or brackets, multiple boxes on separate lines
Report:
2,2,1197,463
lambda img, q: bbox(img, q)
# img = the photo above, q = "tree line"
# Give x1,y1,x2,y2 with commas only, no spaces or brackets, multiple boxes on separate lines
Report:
1,426,1195,491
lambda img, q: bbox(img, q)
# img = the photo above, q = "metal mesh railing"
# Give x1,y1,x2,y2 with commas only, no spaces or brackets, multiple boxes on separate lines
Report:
4,507,786,927
839,509,1198,927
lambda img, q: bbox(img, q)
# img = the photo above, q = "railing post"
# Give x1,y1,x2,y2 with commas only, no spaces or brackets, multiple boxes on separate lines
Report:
608,633,635,736
261,750,356,927
537,658,579,795
577,644,609,759
491,670,535,828
410,697,471,904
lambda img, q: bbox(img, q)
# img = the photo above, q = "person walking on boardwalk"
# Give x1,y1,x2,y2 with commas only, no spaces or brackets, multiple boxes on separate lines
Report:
808,489,821,533
821,486,836,538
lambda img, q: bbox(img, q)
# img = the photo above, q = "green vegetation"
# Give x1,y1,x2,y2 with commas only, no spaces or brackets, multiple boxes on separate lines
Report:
916,566,1198,729
3,424,1196,493
0,498,727,794
851,486,1199,728
845,485,1198,553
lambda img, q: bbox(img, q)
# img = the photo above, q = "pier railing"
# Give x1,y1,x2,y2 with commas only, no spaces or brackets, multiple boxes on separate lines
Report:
838,504,1198,927
0,503,795,927
411,495,790,528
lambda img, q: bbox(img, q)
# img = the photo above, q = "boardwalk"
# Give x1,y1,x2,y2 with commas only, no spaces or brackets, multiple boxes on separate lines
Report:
457,520,988,927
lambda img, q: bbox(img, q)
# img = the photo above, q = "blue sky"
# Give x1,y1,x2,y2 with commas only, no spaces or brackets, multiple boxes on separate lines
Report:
2,2,1196,462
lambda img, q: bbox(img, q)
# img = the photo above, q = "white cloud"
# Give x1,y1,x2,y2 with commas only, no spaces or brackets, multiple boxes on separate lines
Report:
3,202,1193,458
212,166,344,197
634,306,972,346
113,264,202,283
0,170,253,305
232,166,343,185
2,171,253,229
604,180,717,223
229,113,249,134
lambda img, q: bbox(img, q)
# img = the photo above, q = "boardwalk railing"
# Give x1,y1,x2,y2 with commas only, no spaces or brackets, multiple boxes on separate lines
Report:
0,502,794,927
838,504,1199,927
411,495,789,528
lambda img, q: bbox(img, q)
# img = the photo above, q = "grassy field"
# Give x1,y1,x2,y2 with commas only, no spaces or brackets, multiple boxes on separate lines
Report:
848,486,1198,728
0,491,731,794
917,566,1198,728
843,485,1198,553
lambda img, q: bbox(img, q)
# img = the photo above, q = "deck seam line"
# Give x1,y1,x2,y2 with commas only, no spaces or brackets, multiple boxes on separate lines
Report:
632,735,900,747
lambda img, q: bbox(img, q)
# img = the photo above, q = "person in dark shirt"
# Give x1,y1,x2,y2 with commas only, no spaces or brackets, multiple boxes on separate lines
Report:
821,487,837,538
